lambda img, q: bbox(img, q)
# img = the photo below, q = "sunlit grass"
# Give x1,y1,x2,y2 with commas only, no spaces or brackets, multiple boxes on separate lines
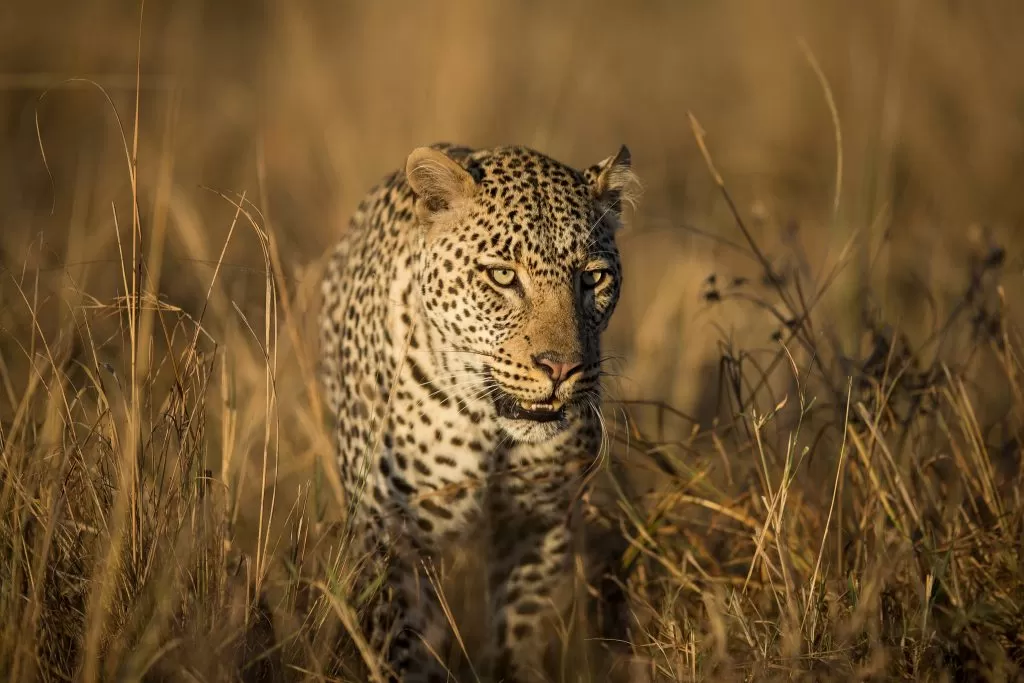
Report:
3,2,1024,680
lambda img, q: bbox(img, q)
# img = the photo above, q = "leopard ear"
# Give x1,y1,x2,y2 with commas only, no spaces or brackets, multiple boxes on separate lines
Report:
585,145,641,218
406,146,478,221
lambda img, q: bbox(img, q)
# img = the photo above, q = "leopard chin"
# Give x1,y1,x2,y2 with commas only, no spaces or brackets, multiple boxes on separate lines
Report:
493,393,566,423
489,388,577,443
495,413,572,444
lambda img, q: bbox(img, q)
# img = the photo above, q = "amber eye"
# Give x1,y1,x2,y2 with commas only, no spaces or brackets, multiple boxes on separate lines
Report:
581,270,607,288
488,268,517,287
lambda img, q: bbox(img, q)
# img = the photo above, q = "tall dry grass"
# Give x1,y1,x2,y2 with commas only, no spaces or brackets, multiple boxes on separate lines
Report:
1,1,1023,681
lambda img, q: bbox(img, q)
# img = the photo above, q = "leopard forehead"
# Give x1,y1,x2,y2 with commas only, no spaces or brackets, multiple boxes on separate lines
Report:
436,146,621,269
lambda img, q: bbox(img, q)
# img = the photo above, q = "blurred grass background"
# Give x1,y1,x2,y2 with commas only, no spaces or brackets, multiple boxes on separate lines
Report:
2,1,1024,681
5,0,1024,415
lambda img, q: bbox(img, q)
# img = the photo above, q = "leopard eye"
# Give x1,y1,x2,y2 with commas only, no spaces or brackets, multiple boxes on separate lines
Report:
581,270,607,288
488,267,517,287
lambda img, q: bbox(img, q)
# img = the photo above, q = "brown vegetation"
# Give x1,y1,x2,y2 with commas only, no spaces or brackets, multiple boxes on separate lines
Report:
1,1,1023,681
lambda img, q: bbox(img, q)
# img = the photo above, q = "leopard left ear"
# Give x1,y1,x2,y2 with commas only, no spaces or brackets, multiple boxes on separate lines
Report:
585,145,641,219
406,146,478,223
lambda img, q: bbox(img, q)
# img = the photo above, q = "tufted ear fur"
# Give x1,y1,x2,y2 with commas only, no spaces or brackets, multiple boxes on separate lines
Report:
406,146,478,221
585,145,641,220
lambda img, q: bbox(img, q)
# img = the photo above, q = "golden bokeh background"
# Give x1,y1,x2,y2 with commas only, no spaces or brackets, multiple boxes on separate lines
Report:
5,2,1023,422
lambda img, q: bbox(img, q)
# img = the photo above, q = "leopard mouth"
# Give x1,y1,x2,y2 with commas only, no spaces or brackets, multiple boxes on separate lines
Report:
492,391,566,423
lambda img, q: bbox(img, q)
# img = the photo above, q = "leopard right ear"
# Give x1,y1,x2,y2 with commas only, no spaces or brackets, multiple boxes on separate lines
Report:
585,144,641,218
406,147,478,221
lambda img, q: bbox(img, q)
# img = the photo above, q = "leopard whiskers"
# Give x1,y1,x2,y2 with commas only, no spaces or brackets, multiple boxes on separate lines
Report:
414,369,491,388
436,347,504,362
582,203,617,249
584,394,612,469
598,353,626,368
408,375,492,414
470,382,505,408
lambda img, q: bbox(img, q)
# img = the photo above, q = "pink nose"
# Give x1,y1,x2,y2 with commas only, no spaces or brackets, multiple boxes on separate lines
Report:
533,354,583,386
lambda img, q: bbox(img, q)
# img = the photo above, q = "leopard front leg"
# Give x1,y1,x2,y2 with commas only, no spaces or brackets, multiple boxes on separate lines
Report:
351,509,454,683
376,555,452,683
486,472,576,683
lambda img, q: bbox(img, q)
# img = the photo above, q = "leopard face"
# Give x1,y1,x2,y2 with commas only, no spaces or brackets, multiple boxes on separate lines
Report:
407,144,638,443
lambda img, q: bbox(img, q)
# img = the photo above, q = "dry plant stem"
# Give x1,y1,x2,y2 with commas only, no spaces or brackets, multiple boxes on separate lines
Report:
798,38,844,220
309,580,388,683
79,6,146,678
801,377,852,631
202,193,281,592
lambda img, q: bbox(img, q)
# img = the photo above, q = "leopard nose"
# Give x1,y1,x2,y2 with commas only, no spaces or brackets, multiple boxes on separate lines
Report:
533,352,583,387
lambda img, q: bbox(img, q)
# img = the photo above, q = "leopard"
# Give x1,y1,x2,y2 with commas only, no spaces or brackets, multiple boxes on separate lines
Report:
318,141,639,682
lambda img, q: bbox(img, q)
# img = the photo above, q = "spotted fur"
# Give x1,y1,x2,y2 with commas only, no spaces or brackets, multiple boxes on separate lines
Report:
319,143,638,682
